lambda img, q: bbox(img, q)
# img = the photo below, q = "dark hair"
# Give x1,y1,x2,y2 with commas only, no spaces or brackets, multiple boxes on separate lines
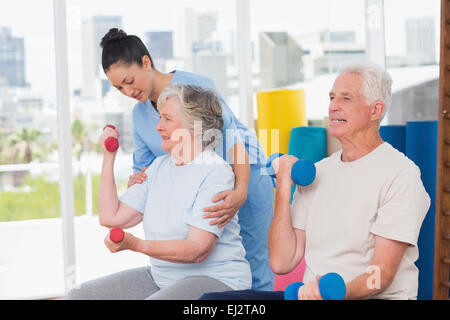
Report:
100,28,154,72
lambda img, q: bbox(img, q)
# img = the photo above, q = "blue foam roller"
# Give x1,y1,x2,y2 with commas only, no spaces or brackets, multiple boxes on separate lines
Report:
288,127,325,201
288,126,326,163
284,282,304,300
405,120,437,300
318,272,347,300
379,125,406,154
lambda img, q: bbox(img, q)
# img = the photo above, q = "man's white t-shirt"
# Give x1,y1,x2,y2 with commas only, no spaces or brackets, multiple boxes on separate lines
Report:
290,142,430,299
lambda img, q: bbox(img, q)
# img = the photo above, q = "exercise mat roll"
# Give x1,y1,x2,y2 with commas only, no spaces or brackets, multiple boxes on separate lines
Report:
288,126,326,163
405,120,437,300
379,125,406,154
256,89,307,156
287,126,326,202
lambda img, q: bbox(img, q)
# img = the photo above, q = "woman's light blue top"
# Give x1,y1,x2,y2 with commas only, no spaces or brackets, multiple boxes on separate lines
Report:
120,150,252,290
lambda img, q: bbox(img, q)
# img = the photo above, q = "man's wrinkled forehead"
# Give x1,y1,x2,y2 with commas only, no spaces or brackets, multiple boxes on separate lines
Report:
330,72,363,96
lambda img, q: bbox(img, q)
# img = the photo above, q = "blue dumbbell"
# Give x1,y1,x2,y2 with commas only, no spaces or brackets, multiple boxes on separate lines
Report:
266,153,316,186
284,272,346,300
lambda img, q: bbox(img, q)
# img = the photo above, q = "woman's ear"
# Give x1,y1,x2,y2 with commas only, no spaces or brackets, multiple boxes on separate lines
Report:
142,55,152,71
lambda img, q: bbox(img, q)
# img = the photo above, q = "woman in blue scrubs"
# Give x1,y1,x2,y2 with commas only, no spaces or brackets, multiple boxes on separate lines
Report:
100,28,274,290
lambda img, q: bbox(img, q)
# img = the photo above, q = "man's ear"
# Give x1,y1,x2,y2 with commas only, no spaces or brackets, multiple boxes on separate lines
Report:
371,101,385,122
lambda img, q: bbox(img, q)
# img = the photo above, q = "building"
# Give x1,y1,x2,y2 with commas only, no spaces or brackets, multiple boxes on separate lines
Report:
389,71,439,124
192,52,228,97
405,16,436,65
0,27,26,87
259,31,304,89
81,16,122,99
197,11,218,44
314,30,365,75
175,9,219,66
145,31,173,71
175,8,231,97
145,31,173,60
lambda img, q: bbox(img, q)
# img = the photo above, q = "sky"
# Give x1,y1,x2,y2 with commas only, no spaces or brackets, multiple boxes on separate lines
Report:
0,0,441,105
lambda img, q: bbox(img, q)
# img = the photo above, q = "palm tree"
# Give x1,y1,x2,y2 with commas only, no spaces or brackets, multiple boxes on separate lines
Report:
0,131,7,164
7,128,41,163
2,128,41,188
72,119,96,162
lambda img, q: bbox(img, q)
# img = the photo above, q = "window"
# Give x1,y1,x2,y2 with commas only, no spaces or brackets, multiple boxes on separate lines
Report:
0,0,65,299
384,0,440,124
249,0,366,122
0,0,441,299
64,0,238,295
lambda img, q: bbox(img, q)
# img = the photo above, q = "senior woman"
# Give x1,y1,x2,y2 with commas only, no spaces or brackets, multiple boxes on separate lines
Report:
64,84,251,300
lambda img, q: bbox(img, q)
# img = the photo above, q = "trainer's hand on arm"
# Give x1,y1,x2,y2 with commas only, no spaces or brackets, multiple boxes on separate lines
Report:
202,143,249,228
202,188,247,228
128,166,147,188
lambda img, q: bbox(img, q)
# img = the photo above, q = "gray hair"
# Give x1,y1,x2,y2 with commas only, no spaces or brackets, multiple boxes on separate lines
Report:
338,61,393,123
156,84,224,149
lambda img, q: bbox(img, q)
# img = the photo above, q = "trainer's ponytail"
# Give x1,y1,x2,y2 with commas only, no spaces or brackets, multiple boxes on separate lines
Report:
100,28,154,72
100,28,127,48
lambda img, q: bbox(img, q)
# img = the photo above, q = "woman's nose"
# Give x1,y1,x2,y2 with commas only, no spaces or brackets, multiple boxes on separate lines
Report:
123,85,133,97
156,119,163,131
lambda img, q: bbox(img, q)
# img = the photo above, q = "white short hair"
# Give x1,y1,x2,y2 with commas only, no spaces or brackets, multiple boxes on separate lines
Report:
156,84,224,148
338,61,393,122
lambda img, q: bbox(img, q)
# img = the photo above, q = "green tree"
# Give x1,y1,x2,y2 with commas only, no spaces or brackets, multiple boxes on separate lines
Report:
72,119,98,161
6,128,41,163
0,173,128,222
0,131,7,164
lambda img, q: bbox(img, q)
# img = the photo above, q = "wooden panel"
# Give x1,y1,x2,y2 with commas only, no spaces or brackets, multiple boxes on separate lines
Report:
433,0,450,300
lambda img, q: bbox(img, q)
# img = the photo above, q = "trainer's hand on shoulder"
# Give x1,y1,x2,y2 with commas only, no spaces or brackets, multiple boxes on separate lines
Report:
128,167,147,188
202,189,246,228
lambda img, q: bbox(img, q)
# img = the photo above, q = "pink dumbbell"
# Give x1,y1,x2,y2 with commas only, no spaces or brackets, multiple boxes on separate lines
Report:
109,227,124,243
103,125,119,152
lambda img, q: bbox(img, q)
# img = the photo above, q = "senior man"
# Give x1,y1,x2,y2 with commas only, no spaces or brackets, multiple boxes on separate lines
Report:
200,61,430,300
